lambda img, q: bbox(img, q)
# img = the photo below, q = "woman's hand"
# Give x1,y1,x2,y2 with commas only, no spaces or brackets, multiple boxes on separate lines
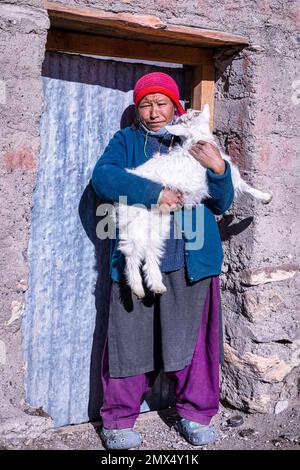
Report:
158,188,183,212
189,141,226,175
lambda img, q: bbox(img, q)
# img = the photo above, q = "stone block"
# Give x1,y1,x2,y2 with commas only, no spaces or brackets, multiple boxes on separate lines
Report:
239,264,298,286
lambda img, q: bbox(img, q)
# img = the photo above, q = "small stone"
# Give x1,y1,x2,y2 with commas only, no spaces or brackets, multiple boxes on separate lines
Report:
0,340,6,365
16,279,28,292
0,80,6,105
274,400,289,415
279,433,299,443
227,415,244,428
239,428,255,438
5,301,24,326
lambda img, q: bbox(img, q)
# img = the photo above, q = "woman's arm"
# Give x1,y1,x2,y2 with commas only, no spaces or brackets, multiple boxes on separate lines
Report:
205,160,234,215
92,130,163,208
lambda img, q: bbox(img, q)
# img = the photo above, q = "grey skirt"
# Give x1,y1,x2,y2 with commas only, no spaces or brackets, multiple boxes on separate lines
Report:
107,266,214,378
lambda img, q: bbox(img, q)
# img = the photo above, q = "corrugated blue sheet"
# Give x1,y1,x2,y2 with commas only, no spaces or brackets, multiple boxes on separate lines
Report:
22,51,186,426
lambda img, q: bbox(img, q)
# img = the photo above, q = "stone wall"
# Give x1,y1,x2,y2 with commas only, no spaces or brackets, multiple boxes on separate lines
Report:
211,9,300,412
0,0,299,427
0,0,50,427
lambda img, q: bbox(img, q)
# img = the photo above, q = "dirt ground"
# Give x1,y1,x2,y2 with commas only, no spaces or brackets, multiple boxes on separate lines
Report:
1,400,299,451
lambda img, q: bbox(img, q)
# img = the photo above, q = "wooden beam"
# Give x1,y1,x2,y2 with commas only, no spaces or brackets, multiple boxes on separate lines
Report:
45,1,249,47
191,63,215,129
46,30,213,66
45,1,167,32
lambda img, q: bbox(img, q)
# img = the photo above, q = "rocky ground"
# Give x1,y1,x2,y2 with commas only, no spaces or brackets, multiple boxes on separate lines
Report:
0,400,299,451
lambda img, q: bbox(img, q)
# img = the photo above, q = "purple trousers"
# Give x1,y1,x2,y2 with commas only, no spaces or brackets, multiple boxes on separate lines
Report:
100,276,220,429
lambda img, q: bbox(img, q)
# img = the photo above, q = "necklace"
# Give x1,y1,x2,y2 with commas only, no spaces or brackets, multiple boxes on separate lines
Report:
138,120,175,159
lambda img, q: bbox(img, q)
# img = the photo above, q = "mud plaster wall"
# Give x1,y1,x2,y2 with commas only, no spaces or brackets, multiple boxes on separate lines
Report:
0,0,299,426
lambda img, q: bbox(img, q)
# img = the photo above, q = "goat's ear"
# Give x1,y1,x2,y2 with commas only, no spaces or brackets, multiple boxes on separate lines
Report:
165,124,186,136
201,104,210,122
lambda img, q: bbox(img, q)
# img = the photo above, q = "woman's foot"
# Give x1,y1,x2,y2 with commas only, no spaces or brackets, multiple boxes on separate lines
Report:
175,418,218,446
100,427,142,450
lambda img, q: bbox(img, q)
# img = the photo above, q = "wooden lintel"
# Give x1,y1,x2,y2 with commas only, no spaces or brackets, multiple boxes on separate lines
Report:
45,1,249,47
46,30,213,66
45,1,167,31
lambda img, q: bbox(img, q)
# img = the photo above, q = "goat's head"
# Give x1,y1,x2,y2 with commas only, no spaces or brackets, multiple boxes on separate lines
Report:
166,104,214,143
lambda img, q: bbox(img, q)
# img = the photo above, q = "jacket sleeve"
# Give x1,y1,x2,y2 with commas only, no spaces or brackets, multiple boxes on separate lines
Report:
205,159,234,215
91,130,163,208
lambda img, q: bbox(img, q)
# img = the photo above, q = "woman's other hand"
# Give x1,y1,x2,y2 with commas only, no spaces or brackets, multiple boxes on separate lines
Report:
158,188,183,212
189,141,226,175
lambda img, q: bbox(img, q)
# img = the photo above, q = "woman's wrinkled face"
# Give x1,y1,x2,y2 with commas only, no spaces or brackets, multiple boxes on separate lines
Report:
137,93,175,132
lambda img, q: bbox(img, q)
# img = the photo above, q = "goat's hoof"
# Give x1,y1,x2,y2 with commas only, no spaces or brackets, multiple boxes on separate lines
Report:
262,193,273,204
133,287,145,299
153,284,167,295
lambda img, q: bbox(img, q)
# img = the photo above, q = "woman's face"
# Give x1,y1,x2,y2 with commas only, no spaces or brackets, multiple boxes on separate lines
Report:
137,93,175,132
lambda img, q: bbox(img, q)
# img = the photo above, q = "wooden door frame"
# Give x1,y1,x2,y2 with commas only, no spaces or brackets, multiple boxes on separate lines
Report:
44,1,249,129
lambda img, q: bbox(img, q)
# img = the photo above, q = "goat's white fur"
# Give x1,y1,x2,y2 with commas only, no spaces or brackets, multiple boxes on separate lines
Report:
114,104,272,298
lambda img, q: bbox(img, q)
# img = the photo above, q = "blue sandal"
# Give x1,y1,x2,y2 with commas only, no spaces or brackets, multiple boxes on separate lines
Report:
175,418,218,446
100,427,142,450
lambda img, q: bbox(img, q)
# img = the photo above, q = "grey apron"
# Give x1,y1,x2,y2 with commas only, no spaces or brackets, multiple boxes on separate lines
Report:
107,265,212,378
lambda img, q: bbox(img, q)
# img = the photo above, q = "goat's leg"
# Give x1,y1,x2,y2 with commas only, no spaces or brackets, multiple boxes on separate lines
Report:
124,254,145,299
142,247,167,295
238,179,273,204
119,236,146,298
142,212,169,295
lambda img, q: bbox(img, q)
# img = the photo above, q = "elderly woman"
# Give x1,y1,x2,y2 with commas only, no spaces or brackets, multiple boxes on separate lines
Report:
91,72,234,450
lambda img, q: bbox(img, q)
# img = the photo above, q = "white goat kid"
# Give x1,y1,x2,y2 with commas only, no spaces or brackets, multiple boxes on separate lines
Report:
115,104,272,298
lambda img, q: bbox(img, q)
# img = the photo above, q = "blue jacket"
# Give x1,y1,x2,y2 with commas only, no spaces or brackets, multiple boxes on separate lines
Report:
91,124,234,282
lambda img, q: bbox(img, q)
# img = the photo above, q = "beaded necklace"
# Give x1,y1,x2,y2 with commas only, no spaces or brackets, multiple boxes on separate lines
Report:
138,120,175,158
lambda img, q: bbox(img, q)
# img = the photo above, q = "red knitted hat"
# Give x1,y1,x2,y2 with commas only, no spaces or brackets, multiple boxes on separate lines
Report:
133,72,186,115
